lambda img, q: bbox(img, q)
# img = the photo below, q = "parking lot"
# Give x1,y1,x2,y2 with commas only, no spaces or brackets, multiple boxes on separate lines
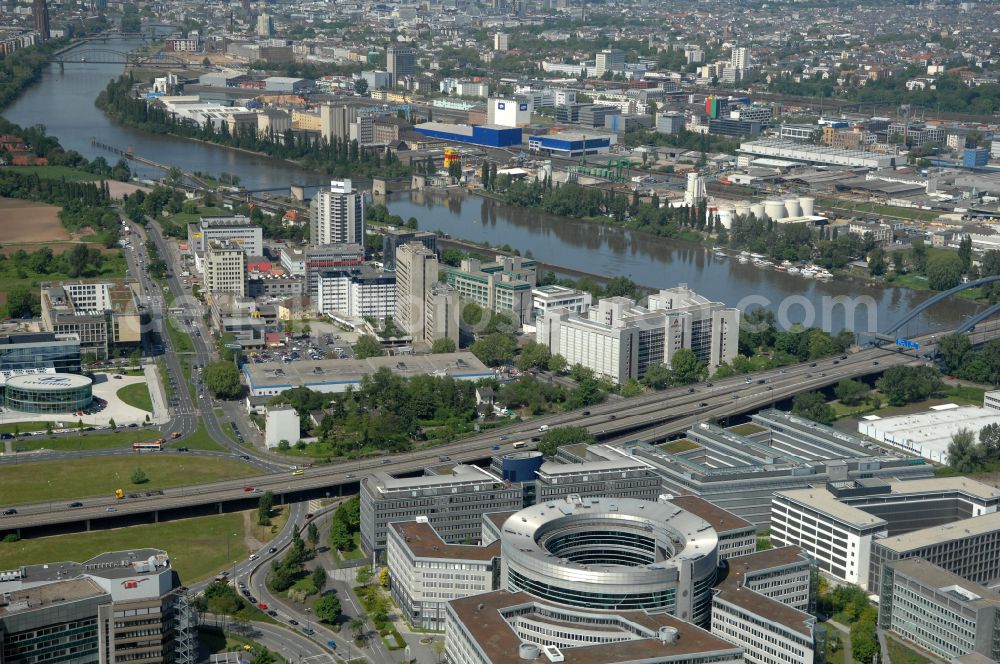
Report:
248,333,355,365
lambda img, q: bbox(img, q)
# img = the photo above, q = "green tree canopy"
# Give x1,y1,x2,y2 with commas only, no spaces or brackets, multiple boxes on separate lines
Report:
203,361,242,399
926,251,962,290
537,426,595,456
792,391,835,424
353,335,385,359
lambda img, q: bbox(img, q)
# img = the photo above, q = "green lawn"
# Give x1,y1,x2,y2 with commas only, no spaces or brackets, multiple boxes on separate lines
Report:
14,428,161,452
179,420,227,452
117,382,153,412
5,165,103,181
728,423,766,436
0,455,259,505
0,421,58,433
165,318,195,354
659,438,700,453
885,637,935,664
891,273,932,292
0,513,249,585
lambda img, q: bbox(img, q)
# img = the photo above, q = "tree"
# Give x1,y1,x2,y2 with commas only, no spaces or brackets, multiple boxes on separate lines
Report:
537,426,595,456
850,607,879,664
307,521,319,546
130,467,148,484
470,332,517,367
354,78,369,95
257,491,274,526
876,365,944,406
109,418,117,429
353,335,385,359
892,249,906,273
349,616,366,641
959,234,973,273
640,363,673,390
979,423,1000,460
670,348,707,385
203,361,242,399
517,341,551,371
6,285,36,318
792,391,836,424
314,593,342,624
911,238,928,272
329,519,352,550
165,166,183,186
547,354,567,373
834,379,869,406
948,428,985,473
310,565,327,592
938,333,972,373
431,337,456,354
867,247,886,276
926,251,962,290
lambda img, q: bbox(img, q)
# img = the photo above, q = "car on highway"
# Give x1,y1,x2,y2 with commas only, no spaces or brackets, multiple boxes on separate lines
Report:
305,513,314,520
268,547,278,553
327,640,337,650
257,603,268,610
68,502,83,508
243,486,255,492
105,507,117,513
301,627,315,636
292,469,304,475
872,361,880,365
2,508,17,516
381,459,391,465
267,610,278,617
288,619,299,626
491,445,500,451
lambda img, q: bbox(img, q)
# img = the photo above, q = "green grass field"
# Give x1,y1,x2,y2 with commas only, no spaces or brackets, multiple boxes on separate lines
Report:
5,165,103,181
885,637,935,664
658,438,700,453
14,428,161,452
117,382,153,412
0,421,57,433
0,455,259,505
0,513,249,585
178,420,227,452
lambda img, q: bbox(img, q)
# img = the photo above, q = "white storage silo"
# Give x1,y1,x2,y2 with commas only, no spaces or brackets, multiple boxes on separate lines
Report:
717,204,735,229
750,203,765,220
735,202,751,218
764,199,786,221
784,198,802,218
799,196,815,217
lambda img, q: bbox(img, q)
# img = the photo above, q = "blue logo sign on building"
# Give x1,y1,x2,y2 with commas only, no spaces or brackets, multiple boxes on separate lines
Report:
497,102,506,110
519,103,528,111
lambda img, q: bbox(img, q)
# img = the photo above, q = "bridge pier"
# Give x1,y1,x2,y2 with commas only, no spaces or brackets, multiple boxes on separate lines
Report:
218,502,223,514
154,510,159,523
85,519,91,532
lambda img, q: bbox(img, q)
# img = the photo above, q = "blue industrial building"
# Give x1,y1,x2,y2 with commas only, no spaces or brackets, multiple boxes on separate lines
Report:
413,122,522,147
528,132,614,158
963,147,990,168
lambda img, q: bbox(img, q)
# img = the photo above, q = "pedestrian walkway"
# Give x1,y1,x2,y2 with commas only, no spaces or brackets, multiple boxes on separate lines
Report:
145,362,169,425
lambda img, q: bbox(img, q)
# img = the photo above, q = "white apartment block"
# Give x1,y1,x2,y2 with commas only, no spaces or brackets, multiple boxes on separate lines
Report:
203,240,247,298
536,285,739,384
394,242,439,342
310,180,365,246
387,519,499,631
711,548,815,664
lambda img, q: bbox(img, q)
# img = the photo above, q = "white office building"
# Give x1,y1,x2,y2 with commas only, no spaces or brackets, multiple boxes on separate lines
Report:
387,519,499,630
771,477,1000,589
309,180,365,246
531,284,592,319
188,216,262,273
316,267,396,320
203,240,247,298
595,48,625,77
711,547,816,664
265,406,299,448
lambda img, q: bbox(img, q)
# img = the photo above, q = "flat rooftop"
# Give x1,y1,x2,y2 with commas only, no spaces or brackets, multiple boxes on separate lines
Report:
890,558,1000,608
368,464,504,495
875,510,1000,554
715,547,815,637
448,590,742,664
669,495,754,534
391,521,500,561
20,549,171,583
243,352,492,390
860,406,1000,462
0,577,107,617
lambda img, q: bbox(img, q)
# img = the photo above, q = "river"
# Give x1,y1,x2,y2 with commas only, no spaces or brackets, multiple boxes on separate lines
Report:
1,39,979,335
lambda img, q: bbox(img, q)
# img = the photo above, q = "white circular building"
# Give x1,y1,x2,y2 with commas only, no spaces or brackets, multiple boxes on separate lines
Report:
500,495,719,624
4,373,93,414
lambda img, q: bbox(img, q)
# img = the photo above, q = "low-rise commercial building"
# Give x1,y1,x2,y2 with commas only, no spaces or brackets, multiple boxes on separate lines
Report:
387,519,500,631
879,558,1000,662
208,294,271,348
0,332,81,378
243,352,491,398
40,281,142,360
738,139,907,169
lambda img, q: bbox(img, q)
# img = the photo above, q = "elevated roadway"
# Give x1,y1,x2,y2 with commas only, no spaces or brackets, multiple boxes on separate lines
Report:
0,331,963,538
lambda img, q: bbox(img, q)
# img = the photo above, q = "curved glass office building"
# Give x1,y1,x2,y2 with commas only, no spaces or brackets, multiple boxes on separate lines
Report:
4,374,93,414
501,496,720,625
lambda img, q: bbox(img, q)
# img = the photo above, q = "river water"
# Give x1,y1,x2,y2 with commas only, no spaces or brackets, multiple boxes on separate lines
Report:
1,39,978,334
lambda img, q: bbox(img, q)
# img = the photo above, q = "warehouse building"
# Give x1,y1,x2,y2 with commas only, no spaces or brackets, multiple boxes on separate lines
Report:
243,352,492,397
528,131,615,158
738,139,907,169
413,122,522,148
